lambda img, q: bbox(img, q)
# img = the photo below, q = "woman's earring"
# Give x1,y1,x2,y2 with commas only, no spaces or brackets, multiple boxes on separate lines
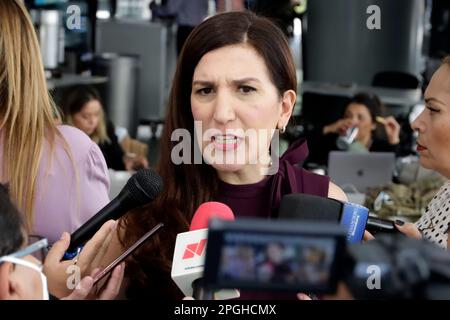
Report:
280,124,286,134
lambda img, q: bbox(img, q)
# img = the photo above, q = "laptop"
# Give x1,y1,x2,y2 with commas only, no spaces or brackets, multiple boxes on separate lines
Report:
327,151,396,193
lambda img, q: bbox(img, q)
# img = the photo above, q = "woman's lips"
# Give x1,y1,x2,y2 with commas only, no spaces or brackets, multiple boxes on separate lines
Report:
416,142,427,152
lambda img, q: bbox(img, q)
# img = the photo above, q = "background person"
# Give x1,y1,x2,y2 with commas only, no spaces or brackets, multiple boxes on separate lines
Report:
396,56,450,249
150,0,209,55
323,93,401,151
62,85,149,172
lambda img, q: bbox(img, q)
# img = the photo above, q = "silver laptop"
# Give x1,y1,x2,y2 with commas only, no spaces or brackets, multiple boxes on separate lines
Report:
328,151,396,193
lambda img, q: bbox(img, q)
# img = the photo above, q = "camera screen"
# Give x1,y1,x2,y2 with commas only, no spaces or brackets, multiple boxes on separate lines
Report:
216,232,337,291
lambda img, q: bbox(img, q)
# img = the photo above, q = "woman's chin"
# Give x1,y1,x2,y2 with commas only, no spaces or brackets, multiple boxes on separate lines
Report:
210,163,245,173
418,157,433,171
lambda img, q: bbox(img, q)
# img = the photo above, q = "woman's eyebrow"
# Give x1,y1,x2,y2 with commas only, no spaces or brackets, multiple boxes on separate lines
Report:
192,80,214,86
231,77,262,85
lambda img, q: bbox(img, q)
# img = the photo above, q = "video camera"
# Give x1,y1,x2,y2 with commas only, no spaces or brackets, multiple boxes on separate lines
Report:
203,218,450,299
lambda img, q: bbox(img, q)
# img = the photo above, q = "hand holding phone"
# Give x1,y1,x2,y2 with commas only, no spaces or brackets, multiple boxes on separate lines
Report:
93,223,164,284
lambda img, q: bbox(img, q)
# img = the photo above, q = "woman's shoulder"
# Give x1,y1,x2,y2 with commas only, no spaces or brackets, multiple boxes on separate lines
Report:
55,125,104,164
290,165,330,196
57,124,92,144
274,139,330,198
57,124,95,148
428,181,450,209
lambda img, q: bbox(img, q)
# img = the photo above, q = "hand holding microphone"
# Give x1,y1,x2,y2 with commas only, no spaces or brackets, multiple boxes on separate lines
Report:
65,169,163,257
44,220,121,298
48,169,163,298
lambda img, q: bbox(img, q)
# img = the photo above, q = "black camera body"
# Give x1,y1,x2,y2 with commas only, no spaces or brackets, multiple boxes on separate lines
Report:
203,218,347,295
203,218,450,300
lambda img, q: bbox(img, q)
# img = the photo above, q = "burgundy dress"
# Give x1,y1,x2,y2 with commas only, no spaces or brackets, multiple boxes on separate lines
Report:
216,138,330,219
215,139,330,300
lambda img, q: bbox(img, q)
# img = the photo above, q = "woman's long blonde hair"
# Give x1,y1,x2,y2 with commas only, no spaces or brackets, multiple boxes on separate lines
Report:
0,0,65,230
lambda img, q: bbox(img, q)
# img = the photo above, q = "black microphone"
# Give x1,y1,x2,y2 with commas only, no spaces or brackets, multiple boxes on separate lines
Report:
278,193,342,221
278,194,369,243
66,169,163,255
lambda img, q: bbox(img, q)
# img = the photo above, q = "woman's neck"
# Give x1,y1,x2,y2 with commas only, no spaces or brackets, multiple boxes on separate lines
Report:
218,164,268,185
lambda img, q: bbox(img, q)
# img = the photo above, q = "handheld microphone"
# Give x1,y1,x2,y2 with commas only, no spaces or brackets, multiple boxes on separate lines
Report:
66,169,163,256
171,202,238,300
278,194,369,243
366,216,398,234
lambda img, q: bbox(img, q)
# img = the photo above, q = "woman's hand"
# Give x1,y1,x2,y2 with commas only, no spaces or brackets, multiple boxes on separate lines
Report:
381,116,401,145
297,293,313,300
124,153,149,171
394,220,422,239
364,230,375,241
61,263,124,300
323,118,356,136
43,220,118,298
297,283,354,300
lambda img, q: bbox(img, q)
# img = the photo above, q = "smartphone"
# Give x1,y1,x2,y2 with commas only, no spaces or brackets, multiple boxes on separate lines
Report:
93,222,164,284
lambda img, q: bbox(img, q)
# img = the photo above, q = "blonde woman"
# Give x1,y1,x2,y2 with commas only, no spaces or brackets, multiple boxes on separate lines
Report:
62,85,149,171
0,0,110,244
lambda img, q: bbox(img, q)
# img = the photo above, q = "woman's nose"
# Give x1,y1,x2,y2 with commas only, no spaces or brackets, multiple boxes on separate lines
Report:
411,110,424,132
213,91,235,124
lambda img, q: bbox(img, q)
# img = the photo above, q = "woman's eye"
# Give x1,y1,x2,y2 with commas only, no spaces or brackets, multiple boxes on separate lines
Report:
197,88,213,95
239,86,256,94
427,105,440,113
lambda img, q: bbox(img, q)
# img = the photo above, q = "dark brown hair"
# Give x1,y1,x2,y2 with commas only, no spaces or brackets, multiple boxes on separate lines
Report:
444,55,450,66
119,11,297,300
347,92,385,124
0,184,24,257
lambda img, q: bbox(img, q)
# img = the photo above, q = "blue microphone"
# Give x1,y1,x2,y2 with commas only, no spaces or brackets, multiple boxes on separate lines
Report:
339,202,369,243
278,194,369,243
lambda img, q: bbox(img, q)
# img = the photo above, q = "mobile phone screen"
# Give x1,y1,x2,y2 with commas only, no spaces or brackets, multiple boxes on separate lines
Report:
93,222,164,284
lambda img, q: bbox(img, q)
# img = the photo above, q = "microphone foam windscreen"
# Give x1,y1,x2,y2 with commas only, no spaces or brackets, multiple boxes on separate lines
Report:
125,169,163,205
189,202,235,231
278,193,342,222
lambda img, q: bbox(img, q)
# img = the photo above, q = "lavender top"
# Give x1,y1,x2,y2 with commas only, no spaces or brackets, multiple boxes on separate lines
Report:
1,125,110,243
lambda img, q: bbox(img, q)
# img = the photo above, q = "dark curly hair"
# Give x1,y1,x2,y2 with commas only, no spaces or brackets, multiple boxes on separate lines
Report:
348,92,385,123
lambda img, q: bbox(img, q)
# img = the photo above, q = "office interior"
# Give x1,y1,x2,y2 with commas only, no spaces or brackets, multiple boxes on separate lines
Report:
25,0,450,222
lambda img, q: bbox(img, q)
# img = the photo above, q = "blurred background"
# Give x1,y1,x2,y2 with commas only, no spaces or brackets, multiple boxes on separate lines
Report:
24,0,450,219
